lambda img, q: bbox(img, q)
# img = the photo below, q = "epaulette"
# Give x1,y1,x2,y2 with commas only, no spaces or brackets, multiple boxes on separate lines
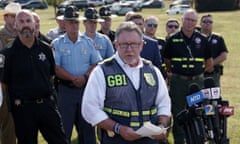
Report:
211,32,221,37
142,58,152,65
99,56,115,66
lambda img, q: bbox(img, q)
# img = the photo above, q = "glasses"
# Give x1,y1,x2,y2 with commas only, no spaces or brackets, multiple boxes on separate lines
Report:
118,42,141,49
202,20,213,24
147,23,158,28
167,25,179,29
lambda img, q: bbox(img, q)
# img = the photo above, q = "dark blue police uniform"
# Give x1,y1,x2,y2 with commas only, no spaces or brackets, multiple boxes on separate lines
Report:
0,37,68,144
141,35,162,71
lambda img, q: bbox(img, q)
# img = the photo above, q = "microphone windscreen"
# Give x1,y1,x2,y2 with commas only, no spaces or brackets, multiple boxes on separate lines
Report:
204,77,216,88
188,83,200,95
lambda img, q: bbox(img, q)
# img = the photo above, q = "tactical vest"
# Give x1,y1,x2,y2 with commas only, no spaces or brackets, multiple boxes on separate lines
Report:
100,58,160,144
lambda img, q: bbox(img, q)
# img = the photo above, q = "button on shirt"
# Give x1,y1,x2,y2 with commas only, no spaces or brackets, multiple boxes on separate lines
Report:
52,33,102,75
82,32,115,59
82,52,171,126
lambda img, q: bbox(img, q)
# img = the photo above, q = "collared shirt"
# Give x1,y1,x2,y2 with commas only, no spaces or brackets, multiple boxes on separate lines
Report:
0,26,17,50
98,29,115,43
1,37,55,100
82,52,171,126
82,32,115,59
46,27,65,41
52,33,102,76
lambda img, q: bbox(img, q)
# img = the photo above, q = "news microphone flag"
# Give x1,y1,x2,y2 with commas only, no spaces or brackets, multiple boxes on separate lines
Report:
186,91,204,107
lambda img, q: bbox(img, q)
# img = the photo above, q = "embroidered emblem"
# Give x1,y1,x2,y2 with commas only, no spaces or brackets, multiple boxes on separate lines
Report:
38,52,46,61
144,73,156,86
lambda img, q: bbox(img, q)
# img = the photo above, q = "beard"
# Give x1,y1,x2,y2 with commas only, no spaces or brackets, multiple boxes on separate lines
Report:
18,27,34,39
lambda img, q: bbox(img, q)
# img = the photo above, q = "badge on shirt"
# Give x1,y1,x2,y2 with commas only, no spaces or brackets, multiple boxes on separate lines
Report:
38,52,46,61
144,73,156,86
0,54,5,68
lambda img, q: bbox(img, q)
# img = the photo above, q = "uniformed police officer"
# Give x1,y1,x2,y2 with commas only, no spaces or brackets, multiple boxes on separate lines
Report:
52,6,102,144
82,7,115,59
164,9,213,144
0,2,21,144
127,13,163,71
0,9,68,144
98,6,117,44
200,14,228,86
46,8,65,41
82,21,171,144
144,16,167,79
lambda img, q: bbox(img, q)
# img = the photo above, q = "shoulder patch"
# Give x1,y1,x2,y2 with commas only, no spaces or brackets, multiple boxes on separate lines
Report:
0,54,5,68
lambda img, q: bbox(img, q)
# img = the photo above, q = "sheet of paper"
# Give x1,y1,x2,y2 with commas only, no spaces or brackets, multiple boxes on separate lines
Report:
135,122,168,137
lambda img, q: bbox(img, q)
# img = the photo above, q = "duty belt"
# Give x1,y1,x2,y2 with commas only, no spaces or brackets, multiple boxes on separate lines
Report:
13,95,54,106
172,73,203,81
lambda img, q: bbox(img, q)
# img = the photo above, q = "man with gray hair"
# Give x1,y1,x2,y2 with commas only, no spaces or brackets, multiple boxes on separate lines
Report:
82,21,171,144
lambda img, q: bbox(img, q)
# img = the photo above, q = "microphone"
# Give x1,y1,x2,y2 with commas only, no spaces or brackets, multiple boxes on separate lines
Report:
186,83,207,143
219,106,234,116
186,83,204,107
203,77,221,143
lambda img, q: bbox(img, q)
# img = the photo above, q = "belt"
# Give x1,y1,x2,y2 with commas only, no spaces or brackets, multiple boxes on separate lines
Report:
59,79,76,88
13,96,54,106
172,73,203,80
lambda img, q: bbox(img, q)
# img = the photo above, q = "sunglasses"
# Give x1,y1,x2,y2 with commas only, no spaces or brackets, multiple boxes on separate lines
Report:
202,20,213,24
167,25,179,29
147,23,158,28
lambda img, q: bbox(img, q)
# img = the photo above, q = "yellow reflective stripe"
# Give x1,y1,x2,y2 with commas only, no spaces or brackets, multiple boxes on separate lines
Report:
195,58,204,62
130,121,151,127
189,65,194,68
103,107,157,117
182,65,187,68
103,107,112,113
130,122,140,127
131,112,138,116
151,108,157,114
171,58,182,61
172,57,204,62
112,110,130,117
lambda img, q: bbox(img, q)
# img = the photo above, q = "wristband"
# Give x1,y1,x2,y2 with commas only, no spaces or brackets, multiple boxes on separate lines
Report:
113,122,121,134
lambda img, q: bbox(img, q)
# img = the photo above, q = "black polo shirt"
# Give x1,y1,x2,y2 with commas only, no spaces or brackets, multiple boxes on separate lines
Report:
208,32,228,59
1,37,55,100
164,30,212,76
98,30,115,43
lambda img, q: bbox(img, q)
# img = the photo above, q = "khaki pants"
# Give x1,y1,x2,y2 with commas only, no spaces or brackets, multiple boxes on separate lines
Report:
0,94,16,144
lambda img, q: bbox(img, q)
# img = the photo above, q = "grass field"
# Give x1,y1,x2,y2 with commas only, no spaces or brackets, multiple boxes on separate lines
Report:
5,1,240,143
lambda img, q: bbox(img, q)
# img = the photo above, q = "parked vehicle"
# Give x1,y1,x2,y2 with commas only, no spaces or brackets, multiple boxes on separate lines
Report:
88,0,104,7
166,4,190,14
142,0,164,8
110,2,133,16
169,0,191,8
57,0,89,11
21,0,48,9
120,0,143,11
